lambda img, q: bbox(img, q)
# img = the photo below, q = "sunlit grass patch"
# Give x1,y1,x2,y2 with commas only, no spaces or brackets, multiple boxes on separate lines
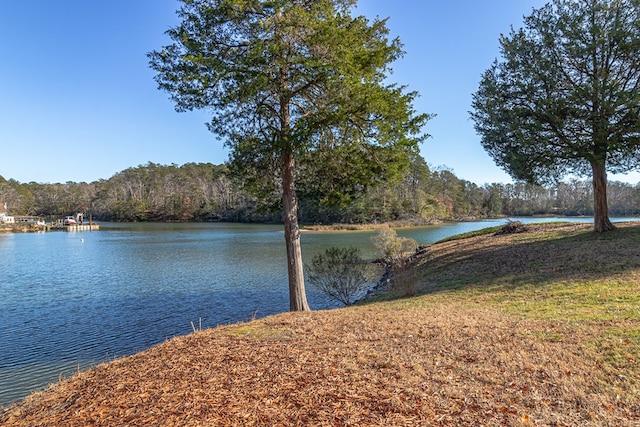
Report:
590,326,640,370
218,323,297,341
486,278,640,322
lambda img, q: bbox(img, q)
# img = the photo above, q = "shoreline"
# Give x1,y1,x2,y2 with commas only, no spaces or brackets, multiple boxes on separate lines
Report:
301,219,445,232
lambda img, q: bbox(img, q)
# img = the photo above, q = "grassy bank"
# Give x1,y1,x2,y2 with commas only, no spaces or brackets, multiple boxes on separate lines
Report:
301,218,442,231
1,222,639,426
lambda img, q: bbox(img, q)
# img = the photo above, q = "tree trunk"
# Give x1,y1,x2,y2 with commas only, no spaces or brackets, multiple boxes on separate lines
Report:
282,151,311,311
591,161,615,233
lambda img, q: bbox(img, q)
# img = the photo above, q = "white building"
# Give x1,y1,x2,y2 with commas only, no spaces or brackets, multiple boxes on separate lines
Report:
0,212,15,224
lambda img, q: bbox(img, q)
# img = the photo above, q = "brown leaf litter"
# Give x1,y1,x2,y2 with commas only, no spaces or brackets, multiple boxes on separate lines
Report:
1,303,638,426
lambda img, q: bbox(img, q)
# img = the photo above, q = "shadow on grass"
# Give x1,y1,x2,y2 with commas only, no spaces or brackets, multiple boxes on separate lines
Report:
378,222,640,300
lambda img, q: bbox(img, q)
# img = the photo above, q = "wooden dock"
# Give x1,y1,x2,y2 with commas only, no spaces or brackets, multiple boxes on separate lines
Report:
0,219,100,233
63,223,100,232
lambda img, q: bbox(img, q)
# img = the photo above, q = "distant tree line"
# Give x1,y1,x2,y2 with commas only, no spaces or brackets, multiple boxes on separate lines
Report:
1,158,639,223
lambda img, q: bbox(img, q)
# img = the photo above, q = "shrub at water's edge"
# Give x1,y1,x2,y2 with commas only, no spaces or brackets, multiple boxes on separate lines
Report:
306,247,381,306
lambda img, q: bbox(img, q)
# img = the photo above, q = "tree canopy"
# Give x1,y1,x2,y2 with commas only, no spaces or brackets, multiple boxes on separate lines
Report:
3,161,640,223
148,0,429,310
471,0,640,232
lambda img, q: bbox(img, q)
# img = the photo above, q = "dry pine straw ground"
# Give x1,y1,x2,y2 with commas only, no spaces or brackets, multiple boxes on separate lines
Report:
1,305,638,426
2,223,639,426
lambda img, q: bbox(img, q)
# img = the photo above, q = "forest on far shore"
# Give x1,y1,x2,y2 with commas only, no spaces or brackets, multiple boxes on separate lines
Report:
1,156,639,224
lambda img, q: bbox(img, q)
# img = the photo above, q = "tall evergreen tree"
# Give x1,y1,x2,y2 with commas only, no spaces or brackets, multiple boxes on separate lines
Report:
471,0,640,232
148,0,429,310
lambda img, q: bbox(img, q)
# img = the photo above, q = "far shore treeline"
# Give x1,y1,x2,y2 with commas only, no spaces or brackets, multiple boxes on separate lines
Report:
1,155,639,224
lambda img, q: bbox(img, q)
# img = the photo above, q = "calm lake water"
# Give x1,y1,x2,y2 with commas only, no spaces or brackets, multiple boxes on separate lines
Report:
1,217,636,406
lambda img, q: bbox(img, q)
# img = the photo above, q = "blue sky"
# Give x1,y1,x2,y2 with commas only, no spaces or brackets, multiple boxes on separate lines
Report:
1,1,638,185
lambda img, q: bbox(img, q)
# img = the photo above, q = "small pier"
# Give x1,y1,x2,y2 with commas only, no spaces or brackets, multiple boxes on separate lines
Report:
1,213,100,233
64,223,100,232
51,213,99,232
50,219,100,232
